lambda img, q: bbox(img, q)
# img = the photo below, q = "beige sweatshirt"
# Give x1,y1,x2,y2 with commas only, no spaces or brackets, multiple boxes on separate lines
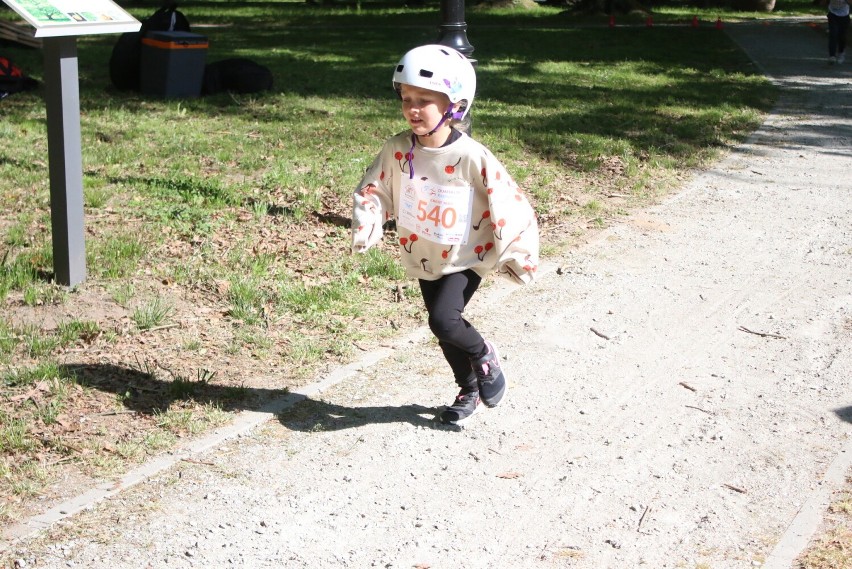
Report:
352,131,539,284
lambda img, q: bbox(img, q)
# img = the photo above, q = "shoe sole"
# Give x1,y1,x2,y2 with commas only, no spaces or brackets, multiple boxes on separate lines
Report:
437,400,483,427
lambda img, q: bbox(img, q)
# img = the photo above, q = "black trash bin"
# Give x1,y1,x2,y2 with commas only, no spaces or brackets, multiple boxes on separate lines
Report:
140,31,208,98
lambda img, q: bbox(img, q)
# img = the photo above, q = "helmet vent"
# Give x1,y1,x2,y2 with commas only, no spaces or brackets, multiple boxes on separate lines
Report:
419,69,433,78
396,64,404,72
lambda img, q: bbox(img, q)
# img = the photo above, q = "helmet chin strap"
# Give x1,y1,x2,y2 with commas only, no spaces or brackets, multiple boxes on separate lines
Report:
422,107,455,138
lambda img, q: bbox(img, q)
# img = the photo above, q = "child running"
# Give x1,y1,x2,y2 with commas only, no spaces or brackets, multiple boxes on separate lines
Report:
351,44,539,426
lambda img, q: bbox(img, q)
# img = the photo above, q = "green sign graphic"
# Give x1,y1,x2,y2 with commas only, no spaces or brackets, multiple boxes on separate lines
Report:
3,0,140,36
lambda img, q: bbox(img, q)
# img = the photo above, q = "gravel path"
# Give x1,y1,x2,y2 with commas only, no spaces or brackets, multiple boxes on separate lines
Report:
5,18,852,569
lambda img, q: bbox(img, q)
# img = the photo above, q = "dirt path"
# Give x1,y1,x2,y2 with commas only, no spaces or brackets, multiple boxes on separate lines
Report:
4,19,852,569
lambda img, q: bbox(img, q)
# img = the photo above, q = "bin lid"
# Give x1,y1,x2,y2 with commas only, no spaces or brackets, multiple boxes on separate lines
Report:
143,30,208,48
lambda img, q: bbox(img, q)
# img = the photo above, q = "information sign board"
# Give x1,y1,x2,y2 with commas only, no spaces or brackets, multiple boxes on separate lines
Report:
3,0,141,285
3,0,140,37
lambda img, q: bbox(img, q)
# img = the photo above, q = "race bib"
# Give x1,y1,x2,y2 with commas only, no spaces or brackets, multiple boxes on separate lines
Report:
398,179,473,245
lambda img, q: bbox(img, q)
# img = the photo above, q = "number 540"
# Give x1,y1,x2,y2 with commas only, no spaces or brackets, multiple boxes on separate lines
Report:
417,200,457,229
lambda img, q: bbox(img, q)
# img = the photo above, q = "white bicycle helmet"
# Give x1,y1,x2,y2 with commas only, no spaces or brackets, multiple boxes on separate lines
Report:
392,44,476,120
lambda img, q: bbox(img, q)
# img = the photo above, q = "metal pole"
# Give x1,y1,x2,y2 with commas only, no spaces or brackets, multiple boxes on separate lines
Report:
43,36,86,287
437,0,474,57
437,0,475,134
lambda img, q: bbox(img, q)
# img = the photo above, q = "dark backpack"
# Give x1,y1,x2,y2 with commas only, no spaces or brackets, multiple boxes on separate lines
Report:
202,58,273,96
108,2,191,91
0,55,38,99
144,3,191,34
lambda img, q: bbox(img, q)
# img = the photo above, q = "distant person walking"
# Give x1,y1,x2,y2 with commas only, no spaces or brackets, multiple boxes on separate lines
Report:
826,0,851,63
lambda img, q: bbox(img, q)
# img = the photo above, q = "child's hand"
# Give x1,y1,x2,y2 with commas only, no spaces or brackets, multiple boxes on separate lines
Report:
352,184,383,253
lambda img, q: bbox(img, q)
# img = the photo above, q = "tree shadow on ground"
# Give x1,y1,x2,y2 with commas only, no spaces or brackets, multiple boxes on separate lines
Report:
5,15,786,174
61,362,279,415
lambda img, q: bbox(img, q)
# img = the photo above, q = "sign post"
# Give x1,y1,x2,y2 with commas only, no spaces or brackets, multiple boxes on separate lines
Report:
42,35,85,286
2,0,140,286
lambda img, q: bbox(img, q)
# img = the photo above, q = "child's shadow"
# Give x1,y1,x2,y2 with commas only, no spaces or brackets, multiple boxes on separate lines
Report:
834,406,852,424
277,396,446,432
59,363,453,432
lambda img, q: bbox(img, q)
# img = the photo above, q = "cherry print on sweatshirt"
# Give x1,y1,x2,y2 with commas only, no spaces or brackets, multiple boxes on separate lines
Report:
474,242,494,261
400,233,418,253
473,210,490,230
357,222,375,243
499,258,537,281
492,218,507,240
445,157,462,175
519,244,538,272
357,183,376,198
481,166,504,186
441,245,454,259
515,227,537,272
395,150,412,174
514,226,531,244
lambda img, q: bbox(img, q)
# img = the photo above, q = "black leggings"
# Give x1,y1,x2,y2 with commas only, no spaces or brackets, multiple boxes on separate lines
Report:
419,270,487,387
828,12,850,57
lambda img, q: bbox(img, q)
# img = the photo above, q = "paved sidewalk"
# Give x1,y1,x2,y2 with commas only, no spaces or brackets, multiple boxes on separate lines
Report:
4,18,852,569
723,18,852,569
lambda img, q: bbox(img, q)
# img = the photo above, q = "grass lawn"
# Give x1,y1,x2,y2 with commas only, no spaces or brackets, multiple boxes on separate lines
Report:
0,0,808,536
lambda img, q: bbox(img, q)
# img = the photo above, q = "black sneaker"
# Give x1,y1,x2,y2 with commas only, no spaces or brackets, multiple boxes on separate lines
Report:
472,340,506,408
438,389,482,426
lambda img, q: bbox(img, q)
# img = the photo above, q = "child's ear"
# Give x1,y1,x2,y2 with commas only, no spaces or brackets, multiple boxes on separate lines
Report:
449,100,468,119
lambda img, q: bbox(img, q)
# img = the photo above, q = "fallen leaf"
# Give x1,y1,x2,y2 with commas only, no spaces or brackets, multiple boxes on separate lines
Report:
9,391,35,403
497,471,523,479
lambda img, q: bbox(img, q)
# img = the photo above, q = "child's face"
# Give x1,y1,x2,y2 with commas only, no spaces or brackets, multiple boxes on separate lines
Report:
400,84,453,137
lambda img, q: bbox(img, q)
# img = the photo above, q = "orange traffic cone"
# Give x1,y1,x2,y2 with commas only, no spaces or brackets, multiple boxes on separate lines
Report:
646,15,653,27
609,14,615,28
715,17,723,29
691,15,699,28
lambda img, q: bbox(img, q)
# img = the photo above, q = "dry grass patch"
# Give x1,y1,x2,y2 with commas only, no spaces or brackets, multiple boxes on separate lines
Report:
797,475,852,569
